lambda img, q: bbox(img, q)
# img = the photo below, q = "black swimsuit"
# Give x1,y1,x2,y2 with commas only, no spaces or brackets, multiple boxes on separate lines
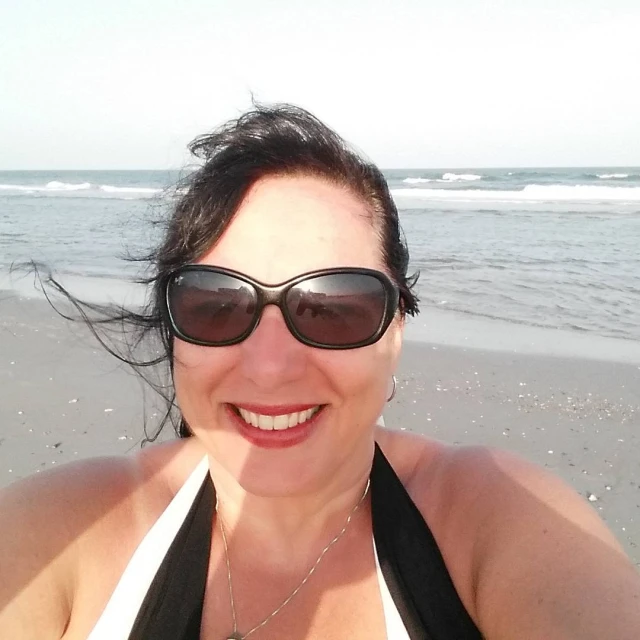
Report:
127,444,483,639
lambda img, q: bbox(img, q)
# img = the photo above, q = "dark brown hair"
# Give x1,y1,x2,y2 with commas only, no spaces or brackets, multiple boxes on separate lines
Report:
44,103,419,442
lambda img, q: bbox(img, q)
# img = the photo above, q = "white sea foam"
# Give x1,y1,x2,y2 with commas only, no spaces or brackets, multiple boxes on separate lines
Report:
439,172,482,182
403,177,433,184
0,181,91,192
45,181,92,191
391,184,640,202
401,173,482,185
0,182,162,198
597,173,629,179
0,184,32,191
99,185,162,194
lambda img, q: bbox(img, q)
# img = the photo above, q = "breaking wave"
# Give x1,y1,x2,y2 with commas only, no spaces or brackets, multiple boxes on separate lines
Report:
0,181,163,199
402,173,483,185
0,181,92,192
596,173,630,179
99,185,162,194
440,172,482,181
402,177,433,184
391,184,640,202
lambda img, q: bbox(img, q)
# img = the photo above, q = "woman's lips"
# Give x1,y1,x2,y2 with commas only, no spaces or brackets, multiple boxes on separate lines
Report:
225,403,325,449
232,403,321,416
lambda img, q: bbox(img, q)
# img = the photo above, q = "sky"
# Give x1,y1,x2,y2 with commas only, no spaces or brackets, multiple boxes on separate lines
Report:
1,0,639,169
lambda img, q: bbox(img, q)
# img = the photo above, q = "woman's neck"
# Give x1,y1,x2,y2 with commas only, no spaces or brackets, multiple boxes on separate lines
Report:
208,441,374,568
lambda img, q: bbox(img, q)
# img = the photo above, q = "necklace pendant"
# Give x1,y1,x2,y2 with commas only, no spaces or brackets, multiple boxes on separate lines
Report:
226,634,243,640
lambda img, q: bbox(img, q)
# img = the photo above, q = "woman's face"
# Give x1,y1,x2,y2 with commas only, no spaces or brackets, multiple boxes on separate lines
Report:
172,175,403,495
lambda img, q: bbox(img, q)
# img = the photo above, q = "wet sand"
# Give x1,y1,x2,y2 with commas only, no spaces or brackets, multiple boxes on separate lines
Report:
1,293,638,565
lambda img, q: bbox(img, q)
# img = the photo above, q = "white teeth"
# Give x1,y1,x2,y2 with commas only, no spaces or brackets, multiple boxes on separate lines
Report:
238,408,260,427
258,414,274,430
236,406,321,431
273,415,289,430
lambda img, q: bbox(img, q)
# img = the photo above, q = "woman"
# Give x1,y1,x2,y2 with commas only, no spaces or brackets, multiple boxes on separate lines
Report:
1,105,639,640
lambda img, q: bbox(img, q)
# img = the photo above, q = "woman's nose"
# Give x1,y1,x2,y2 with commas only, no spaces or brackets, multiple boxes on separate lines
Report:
238,305,308,388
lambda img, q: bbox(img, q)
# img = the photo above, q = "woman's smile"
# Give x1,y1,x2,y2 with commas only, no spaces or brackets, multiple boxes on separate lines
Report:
232,403,323,430
224,402,327,449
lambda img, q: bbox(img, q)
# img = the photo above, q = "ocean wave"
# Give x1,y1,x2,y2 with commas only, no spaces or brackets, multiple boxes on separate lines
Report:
596,173,630,179
99,185,162,194
0,181,163,198
391,184,640,202
0,184,31,191
0,181,92,192
400,173,483,186
439,172,482,182
402,177,433,184
46,180,92,191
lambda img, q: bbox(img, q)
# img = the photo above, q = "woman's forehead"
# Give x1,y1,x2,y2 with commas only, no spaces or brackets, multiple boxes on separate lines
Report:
198,175,384,280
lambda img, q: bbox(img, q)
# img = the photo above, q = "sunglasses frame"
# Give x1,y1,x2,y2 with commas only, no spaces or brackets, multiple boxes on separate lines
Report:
163,265,401,350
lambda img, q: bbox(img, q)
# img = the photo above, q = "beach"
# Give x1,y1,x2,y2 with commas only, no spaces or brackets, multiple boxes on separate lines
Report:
2,292,638,566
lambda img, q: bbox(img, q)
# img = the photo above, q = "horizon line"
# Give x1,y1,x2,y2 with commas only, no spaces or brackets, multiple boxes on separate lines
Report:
2,165,640,172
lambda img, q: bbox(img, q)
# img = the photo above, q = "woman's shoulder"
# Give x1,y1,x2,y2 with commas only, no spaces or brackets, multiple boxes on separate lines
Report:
404,440,624,551
377,430,613,538
0,438,197,638
0,454,135,637
381,431,640,637
0,452,144,562
0,439,191,539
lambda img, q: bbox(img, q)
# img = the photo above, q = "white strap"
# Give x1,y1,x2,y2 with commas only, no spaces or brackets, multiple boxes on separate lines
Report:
373,536,412,640
87,457,210,640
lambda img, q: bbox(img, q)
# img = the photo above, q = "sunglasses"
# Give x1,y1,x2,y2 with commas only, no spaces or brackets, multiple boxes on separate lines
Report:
163,265,400,349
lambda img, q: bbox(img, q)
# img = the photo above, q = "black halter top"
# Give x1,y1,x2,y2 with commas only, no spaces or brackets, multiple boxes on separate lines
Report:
127,444,483,639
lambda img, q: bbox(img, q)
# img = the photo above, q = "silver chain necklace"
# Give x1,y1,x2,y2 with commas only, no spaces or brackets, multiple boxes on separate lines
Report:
216,478,370,640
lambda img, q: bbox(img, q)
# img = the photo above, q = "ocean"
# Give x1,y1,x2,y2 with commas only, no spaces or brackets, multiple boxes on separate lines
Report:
1,168,639,345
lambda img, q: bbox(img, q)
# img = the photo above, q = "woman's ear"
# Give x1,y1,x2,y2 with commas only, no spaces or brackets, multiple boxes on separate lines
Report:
388,315,404,369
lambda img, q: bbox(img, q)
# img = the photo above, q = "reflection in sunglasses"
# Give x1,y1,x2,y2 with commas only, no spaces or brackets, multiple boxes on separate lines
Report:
167,266,397,348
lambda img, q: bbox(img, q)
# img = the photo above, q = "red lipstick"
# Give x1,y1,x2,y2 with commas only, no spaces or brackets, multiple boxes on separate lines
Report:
225,403,325,449
232,403,319,415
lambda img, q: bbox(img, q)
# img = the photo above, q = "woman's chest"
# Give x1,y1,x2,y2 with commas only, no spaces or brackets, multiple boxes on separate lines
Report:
199,532,392,640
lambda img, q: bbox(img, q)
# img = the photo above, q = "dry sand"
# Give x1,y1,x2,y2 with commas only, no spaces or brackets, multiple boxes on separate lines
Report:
1,293,638,565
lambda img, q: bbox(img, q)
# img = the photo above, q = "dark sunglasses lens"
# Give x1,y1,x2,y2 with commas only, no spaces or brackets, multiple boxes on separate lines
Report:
286,274,388,346
168,271,257,344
